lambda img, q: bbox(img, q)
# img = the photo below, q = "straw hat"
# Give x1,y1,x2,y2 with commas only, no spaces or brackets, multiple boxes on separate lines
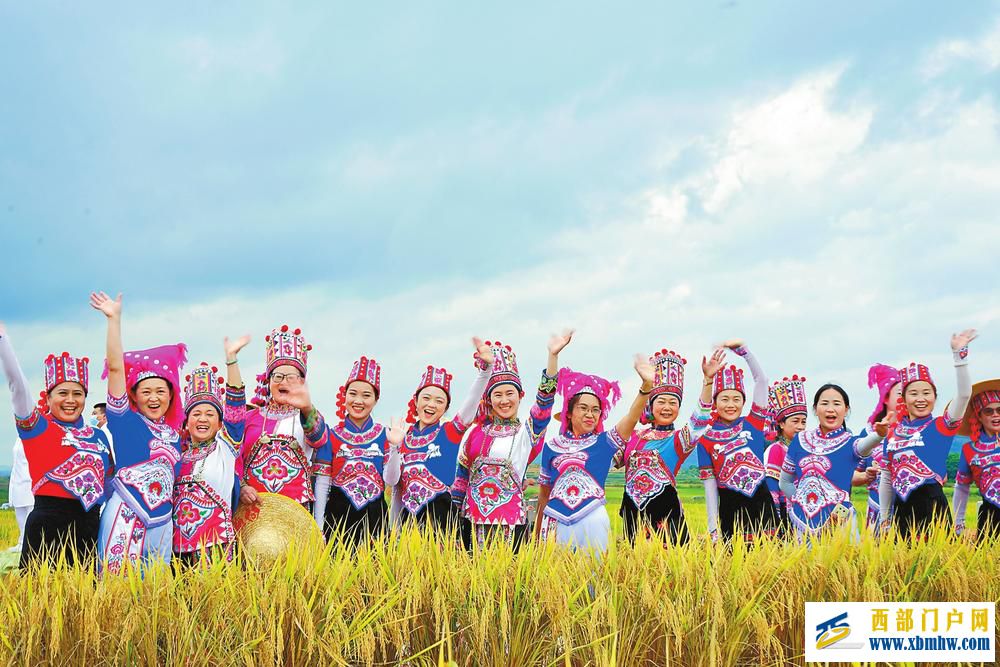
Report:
957,378,1000,437
233,492,323,561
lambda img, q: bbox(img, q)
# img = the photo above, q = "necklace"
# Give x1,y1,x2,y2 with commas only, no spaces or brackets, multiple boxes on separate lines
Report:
258,402,298,446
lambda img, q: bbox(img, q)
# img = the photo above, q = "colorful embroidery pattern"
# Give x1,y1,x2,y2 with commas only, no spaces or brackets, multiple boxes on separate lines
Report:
244,435,313,503
624,449,674,510
45,451,106,510
103,504,146,576
117,458,175,511
466,458,522,524
400,465,448,514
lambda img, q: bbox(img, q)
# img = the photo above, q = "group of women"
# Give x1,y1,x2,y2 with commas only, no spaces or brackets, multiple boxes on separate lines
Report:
1,291,995,573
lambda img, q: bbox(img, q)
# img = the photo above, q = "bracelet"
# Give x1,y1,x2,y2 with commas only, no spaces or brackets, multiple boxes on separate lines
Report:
225,358,238,366
638,387,652,395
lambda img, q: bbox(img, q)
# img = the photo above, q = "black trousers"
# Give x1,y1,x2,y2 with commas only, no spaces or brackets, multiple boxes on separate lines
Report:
20,495,100,570
401,493,460,536
323,487,387,547
718,484,779,542
620,486,690,546
893,482,952,539
977,502,1000,543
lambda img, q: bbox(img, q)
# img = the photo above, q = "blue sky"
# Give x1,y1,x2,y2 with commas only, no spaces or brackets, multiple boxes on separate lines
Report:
2,2,999,466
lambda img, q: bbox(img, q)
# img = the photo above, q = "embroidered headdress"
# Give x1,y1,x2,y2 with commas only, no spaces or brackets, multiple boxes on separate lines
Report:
765,375,807,441
475,340,523,423
252,325,312,407
44,352,89,394
866,363,902,428
184,362,225,416
104,343,187,429
713,364,745,399
556,368,622,435
407,365,453,423
336,356,382,422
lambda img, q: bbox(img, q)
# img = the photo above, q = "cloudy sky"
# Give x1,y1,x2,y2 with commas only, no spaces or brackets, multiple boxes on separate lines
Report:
2,2,999,466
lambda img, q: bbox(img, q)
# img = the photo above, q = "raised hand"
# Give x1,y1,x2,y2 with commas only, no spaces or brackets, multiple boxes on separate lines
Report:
951,329,978,352
718,338,744,351
634,353,655,385
701,348,727,378
224,335,252,360
282,381,312,411
548,329,575,356
473,337,494,366
0,321,6,336
874,411,896,438
89,291,122,318
386,416,407,448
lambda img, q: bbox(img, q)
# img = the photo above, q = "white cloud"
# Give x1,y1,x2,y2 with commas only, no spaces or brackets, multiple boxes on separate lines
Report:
695,66,872,214
4,63,1000,466
922,19,1000,77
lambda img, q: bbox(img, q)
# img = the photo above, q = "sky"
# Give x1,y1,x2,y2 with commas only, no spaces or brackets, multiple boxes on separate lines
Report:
1,2,999,467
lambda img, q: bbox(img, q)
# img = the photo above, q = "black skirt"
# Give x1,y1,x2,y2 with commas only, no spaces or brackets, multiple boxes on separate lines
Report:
893,481,952,539
976,501,1000,543
323,486,387,547
717,484,779,542
620,485,690,546
20,495,100,570
401,492,460,536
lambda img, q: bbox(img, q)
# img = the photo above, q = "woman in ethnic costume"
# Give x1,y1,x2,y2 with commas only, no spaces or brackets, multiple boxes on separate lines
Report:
763,375,809,533
388,338,495,534
616,347,725,545
240,325,329,508
312,356,402,546
172,335,250,564
952,378,1000,542
778,384,891,541
90,291,186,573
534,356,650,552
0,322,112,568
451,331,571,550
696,340,779,542
855,364,902,533
879,329,978,539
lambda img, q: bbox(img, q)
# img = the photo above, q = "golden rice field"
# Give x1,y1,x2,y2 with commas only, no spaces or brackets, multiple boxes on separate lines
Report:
0,507,998,667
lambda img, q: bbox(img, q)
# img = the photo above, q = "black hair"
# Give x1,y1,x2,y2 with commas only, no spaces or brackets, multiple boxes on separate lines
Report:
183,402,223,429
131,377,176,404
568,393,601,414
93,402,107,412
46,382,88,398
812,384,850,409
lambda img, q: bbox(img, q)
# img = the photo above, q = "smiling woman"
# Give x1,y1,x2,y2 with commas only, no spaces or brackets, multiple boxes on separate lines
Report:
172,334,251,565
240,326,329,509
880,329,978,539
90,291,187,574
312,356,400,547
615,347,722,545
0,323,112,569
387,338,496,535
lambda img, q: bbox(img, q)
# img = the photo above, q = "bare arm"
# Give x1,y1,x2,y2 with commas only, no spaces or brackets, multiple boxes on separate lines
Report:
224,335,251,389
615,354,654,441
90,292,125,398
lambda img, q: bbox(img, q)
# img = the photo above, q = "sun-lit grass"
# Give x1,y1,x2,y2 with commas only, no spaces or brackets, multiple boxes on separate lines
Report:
0,503,997,666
